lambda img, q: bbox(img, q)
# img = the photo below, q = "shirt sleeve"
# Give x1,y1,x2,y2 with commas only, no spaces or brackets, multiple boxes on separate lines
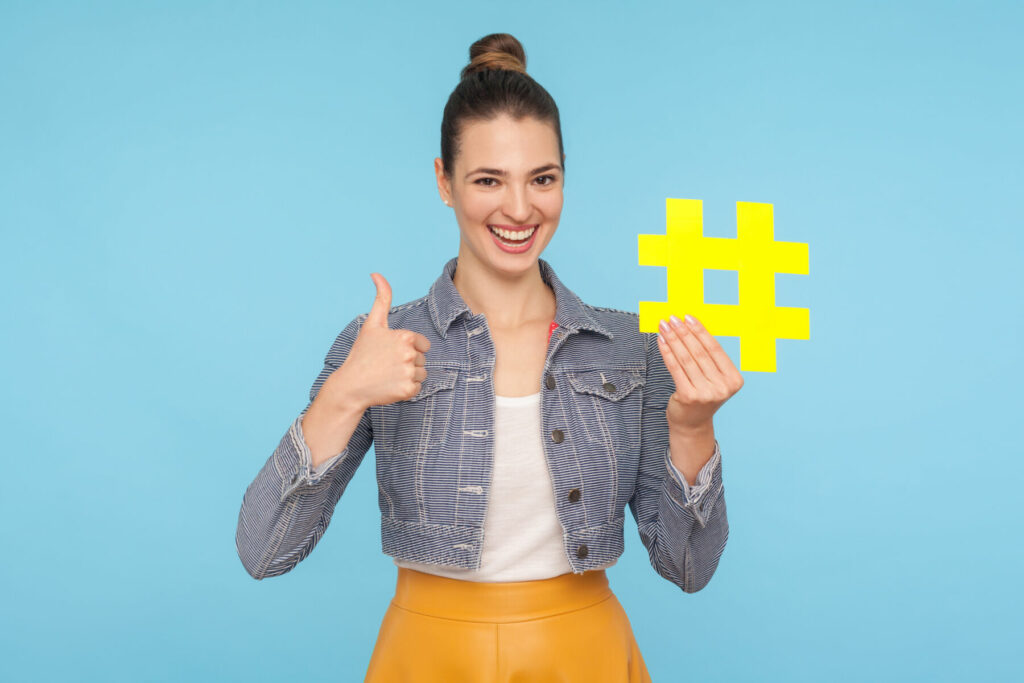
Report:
235,312,375,580
664,439,723,528
627,330,729,593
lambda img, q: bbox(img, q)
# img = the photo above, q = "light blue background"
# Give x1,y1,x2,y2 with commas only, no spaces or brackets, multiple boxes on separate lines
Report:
2,1,1021,681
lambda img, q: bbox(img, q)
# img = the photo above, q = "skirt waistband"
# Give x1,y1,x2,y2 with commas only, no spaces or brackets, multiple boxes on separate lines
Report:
391,567,613,623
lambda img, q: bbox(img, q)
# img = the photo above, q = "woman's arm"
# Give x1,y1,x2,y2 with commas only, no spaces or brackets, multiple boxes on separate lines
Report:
628,330,729,593
235,314,375,580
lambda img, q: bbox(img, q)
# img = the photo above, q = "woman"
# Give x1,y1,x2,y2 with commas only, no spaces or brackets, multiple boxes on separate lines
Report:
236,32,742,681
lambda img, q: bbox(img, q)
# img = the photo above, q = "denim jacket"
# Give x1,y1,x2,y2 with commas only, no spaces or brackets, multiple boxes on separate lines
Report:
236,256,729,592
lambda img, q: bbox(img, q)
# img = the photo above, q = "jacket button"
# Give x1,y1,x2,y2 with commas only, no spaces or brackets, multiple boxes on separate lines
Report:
576,544,589,559
567,488,581,502
602,382,616,392
545,374,555,389
551,429,564,443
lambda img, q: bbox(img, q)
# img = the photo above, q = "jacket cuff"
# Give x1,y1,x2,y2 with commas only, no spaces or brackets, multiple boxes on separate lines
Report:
663,439,723,527
275,408,349,502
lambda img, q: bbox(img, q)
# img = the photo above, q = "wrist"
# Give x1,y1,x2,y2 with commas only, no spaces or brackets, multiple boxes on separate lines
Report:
667,422,716,488
668,419,714,439
322,364,372,414
311,391,368,424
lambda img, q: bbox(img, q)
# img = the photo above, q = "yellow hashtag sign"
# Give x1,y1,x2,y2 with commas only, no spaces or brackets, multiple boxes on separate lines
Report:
638,198,809,372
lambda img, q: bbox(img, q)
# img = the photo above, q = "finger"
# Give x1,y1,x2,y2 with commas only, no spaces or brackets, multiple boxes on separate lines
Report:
669,315,723,389
413,351,425,367
684,314,743,387
657,322,696,396
410,332,431,354
660,318,713,392
365,273,392,328
412,365,427,382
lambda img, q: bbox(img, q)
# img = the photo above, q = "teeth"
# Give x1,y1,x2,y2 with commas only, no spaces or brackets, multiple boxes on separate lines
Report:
489,225,537,240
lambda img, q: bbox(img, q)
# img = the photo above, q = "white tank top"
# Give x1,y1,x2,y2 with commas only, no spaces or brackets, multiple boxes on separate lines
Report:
393,391,616,581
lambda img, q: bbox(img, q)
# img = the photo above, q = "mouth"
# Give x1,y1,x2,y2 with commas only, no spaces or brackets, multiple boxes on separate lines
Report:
488,224,539,253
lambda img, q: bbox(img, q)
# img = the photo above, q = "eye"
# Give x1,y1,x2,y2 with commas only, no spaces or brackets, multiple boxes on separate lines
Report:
474,175,558,187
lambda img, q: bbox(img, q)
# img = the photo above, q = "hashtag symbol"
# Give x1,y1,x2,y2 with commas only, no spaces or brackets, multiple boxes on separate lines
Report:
638,198,809,372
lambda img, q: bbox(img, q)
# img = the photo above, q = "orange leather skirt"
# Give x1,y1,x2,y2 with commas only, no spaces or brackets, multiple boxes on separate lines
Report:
364,566,652,682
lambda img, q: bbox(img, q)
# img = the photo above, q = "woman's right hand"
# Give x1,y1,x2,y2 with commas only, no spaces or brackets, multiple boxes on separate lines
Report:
316,273,432,414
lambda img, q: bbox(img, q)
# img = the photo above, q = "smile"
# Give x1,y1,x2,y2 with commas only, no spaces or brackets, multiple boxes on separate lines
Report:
488,224,539,252
488,224,537,240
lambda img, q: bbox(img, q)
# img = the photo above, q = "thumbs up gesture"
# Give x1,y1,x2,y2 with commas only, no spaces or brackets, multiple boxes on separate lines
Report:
318,273,433,413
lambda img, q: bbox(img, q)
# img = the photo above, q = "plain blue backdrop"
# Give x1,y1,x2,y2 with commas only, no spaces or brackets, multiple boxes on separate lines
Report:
2,1,1021,681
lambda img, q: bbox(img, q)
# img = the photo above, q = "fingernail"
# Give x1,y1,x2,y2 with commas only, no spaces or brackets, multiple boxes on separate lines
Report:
670,315,682,328
684,314,698,328
659,319,669,333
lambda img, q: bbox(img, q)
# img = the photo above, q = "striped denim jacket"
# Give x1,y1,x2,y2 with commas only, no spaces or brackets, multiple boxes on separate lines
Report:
236,256,729,592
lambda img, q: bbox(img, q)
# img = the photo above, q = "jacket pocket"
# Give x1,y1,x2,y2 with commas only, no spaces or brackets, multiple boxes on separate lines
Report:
379,366,459,455
566,368,645,449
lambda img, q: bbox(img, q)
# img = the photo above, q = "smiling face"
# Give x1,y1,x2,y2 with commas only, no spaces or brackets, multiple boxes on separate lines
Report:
435,113,565,278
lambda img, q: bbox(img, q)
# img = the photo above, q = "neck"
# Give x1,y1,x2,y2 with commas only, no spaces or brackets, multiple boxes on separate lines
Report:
452,247,556,330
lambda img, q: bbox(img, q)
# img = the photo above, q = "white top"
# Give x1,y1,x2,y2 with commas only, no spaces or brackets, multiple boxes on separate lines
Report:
394,391,616,581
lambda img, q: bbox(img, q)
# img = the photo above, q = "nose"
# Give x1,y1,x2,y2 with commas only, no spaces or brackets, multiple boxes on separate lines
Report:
501,184,533,224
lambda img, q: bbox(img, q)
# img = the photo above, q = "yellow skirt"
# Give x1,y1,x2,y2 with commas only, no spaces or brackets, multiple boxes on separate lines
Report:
364,566,652,682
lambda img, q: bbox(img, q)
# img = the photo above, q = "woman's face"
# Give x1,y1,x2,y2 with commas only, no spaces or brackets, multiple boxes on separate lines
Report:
435,113,564,278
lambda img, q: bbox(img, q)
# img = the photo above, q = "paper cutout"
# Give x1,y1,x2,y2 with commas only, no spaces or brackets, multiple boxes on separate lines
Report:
638,198,809,372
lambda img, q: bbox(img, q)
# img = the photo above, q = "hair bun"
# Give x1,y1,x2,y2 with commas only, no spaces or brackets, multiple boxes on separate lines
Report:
460,33,527,80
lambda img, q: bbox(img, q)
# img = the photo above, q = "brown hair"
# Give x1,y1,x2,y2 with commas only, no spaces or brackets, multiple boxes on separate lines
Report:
440,33,564,181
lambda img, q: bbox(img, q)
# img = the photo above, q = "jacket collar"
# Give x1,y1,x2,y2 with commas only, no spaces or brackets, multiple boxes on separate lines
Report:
428,255,613,341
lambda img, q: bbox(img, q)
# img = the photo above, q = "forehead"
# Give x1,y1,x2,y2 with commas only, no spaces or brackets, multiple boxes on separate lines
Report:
457,114,559,168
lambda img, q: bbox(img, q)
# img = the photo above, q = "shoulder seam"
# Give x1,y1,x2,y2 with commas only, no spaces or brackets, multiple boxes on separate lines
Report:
585,303,639,317
389,295,429,314
352,294,428,325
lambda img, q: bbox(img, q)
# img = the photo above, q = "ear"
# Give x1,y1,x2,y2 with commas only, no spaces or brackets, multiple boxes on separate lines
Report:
434,157,451,204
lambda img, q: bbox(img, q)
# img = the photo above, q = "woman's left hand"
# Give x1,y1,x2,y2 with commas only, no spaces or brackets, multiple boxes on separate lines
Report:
657,314,744,432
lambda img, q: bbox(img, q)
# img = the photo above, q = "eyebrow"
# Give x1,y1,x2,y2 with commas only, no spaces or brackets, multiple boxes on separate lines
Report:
464,163,562,180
